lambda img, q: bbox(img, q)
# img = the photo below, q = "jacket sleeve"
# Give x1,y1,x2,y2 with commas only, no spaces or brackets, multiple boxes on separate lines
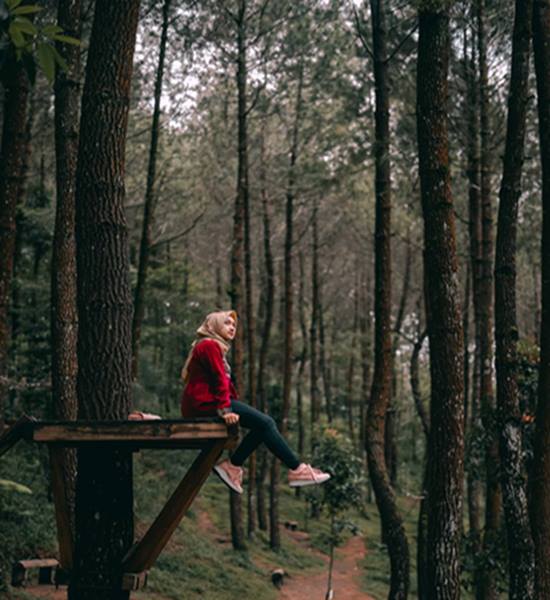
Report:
194,340,232,410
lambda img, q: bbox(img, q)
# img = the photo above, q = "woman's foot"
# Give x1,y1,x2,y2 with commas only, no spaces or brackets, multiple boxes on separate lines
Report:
288,463,331,487
213,459,244,494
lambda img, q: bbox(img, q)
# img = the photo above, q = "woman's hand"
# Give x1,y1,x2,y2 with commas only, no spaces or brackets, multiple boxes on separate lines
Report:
222,411,240,425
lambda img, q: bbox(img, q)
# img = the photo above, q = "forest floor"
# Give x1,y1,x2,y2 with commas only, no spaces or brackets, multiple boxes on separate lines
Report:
13,508,374,600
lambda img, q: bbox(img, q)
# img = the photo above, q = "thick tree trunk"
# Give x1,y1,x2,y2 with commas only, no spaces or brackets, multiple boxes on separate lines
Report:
51,0,82,545
530,2,550,598
417,5,465,599
69,1,140,598
0,59,30,431
131,0,171,380
365,1,409,597
494,2,535,598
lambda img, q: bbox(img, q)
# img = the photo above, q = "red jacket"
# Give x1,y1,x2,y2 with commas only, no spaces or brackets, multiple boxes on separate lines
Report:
180,339,238,417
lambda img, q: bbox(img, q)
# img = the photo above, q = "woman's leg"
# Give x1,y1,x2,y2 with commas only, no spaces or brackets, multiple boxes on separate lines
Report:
229,400,300,469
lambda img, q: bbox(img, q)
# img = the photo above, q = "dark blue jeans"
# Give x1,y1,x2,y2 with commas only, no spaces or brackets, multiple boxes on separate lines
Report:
229,400,300,470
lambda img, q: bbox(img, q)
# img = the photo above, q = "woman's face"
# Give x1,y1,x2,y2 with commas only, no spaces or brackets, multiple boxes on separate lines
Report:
220,315,237,340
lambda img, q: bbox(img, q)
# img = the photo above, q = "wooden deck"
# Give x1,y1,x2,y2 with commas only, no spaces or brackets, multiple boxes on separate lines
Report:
0,415,240,590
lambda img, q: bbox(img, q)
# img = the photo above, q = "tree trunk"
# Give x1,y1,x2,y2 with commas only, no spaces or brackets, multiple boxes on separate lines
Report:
310,197,321,437
464,16,483,570
256,122,274,532
296,251,307,464
51,0,82,545
229,0,248,552
0,56,31,430
530,1,550,598
476,3,501,598
318,295,333,423
131,0,171,380
345,279,359,447
69,1,140,598
365,1,409,597
359,269,371,458
494,2,535,597
270,59,303,551
417,4,465,599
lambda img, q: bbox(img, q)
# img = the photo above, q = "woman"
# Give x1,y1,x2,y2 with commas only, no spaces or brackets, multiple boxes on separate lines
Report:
181,310,330,494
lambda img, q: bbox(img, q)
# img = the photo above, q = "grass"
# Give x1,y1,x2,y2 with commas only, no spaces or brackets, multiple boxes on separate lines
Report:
2,442,480,600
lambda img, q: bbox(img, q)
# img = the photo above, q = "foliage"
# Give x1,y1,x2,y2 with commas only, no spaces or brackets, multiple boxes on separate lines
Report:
0,0,78,84
308,427,365,517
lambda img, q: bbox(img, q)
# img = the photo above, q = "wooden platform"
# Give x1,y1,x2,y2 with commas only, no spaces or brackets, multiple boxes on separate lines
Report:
1,415,240,591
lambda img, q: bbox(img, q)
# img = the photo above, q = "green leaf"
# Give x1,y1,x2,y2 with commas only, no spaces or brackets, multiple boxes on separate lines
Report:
6,0,23,10
8,21,25,47
51,44,67,72
13,16,37,35
0,479,32,494
36,41,55,83
41,24,63,36
12,5,42,15
52,33,80,46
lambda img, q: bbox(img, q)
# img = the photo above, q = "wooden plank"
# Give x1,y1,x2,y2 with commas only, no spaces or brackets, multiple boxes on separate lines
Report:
0,415,35,457
121,571,148,591
15,559,59,569
11,559,59,587
32,421,231,445
122,439,226,573
48,446,74,569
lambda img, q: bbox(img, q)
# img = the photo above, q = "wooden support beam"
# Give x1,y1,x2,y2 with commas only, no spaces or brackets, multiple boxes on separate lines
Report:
48,446,74,569
122,439,226,573
0,415,35,457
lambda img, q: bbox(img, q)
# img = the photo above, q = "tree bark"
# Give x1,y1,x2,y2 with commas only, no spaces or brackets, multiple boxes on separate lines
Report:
270,58,303,551
476,3,501,598
0,56,31,431
530,1,550,598
464,16,483,570
365,1,409,597
494,2,535,598
51,0,82,546
417,4,465,599
68,2,140,598
310,196,321,436
256,122,274,532
131,0,171,380
228,0,248,552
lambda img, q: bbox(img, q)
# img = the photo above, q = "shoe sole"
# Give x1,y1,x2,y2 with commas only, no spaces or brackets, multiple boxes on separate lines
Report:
289,474,331,487
213,464,243,494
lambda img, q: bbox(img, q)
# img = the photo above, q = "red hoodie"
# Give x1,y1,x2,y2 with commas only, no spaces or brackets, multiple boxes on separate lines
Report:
180,339,238,417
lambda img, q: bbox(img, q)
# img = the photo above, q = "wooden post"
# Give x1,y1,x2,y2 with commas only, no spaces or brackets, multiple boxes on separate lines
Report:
49,445,74,569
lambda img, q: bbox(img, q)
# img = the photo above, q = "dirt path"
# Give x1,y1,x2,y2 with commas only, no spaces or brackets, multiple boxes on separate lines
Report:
15,508,375,600
278,531,375,600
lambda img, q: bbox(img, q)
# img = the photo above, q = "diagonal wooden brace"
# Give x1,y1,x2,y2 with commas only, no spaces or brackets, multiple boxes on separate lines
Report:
122,438,226,573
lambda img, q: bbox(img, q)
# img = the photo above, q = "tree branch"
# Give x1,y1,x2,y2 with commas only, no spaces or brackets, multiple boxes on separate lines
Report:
150,211,205,249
